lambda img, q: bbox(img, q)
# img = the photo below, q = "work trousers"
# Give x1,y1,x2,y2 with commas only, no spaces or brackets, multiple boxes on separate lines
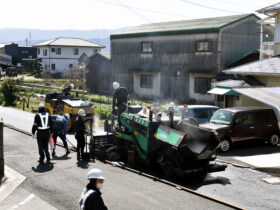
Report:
76,134,85,157
37,130,50,161
117,104,127,126
53,132,68,151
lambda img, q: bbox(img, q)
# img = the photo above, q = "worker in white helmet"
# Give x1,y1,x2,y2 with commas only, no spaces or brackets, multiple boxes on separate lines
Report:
75,109,87,160
50,113,71,156
112,82,128,127
32,103,52,163
63,84,75,96
79,168,107,210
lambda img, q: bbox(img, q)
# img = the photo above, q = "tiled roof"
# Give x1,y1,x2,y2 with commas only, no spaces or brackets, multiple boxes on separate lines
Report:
35,37,104,48
224,56,280,76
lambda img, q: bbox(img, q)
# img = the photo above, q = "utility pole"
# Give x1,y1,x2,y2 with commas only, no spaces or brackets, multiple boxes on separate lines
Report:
82,64,85,101
0,118,4,177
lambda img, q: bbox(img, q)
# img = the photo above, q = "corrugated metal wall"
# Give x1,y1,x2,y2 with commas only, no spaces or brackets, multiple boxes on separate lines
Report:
111,33,218,102
219,15,260,71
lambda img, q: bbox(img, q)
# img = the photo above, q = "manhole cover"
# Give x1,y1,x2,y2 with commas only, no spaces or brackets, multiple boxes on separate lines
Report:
262,177,280,184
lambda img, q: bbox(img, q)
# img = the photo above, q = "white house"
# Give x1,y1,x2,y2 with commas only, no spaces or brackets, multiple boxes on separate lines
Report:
35,37,104,73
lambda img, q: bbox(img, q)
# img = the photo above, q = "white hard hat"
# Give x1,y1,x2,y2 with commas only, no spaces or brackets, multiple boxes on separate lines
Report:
64,113,70,120
38,103,45,108
113,82,120,90
88,168,105,180
78,109,86,117
70,84,74,89
169,102,175,108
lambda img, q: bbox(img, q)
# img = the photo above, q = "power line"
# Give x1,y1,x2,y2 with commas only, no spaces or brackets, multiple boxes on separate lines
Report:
180,0,242,14
92,0,196,19
113,0,152,22
208,0,253,7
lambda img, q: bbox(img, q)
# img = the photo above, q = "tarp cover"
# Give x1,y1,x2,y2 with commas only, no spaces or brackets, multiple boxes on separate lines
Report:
208,88,231,95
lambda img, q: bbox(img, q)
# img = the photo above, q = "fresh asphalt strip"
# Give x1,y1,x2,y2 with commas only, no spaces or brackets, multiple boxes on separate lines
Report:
4,123,245,210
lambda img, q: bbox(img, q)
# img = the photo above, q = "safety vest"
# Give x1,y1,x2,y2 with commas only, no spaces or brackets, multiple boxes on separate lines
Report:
79,188,94,210
38,113,50,130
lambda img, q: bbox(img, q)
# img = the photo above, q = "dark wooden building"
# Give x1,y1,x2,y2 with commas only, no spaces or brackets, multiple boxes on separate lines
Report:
0,43,37,67
86,52,111,94
110,14,260,103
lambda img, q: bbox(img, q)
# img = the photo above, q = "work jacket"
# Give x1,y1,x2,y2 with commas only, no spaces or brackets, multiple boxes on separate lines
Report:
79,183,108,210
75,117,86,137
51,115,68,135
32,108,52,134
112,87,128,110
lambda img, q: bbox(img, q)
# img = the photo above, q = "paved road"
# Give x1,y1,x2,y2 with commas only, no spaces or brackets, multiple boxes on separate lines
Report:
2,128,231,210
2,107,280,209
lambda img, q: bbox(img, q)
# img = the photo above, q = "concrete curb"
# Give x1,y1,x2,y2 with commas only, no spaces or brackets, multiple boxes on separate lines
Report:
217,156,280,177
0,165,26,203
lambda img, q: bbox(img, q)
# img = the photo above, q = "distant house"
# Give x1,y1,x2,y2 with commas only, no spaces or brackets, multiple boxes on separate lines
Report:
0,43,37,67
110,14,260,103
86,52,111,94
35,37,104,74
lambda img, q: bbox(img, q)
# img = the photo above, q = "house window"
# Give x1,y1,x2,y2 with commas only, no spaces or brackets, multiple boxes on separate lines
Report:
51,64,56,70
51,48,55,53
56,48,61,55
69,64,73,68
194,77,211,94
140,74,153,89
141,42,153,53
37,48,40,55
196,41,212,52
93,49,98,54
73,48,79,55
45,65,47,70
43,49,48,56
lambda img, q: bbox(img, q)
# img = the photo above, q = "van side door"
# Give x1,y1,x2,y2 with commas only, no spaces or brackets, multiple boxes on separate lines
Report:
231,112,256,142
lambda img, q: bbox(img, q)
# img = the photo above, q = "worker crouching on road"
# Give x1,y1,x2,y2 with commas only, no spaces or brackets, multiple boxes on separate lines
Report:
79,168,108,210
75,109,86,161
112,82,128,127
32,103,52,164
51,113,71,156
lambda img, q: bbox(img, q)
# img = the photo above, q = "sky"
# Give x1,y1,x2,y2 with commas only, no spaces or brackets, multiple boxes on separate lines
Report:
0,0,279,30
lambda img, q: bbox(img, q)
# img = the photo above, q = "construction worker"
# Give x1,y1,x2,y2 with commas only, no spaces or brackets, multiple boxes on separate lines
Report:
63,83,74,96
51,114,71,156
75,109,86,161
112,82,128,127
79,168,107,210
32,103,52,164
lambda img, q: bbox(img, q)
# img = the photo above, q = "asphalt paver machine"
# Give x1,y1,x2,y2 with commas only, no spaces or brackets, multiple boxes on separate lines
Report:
90,104,226,178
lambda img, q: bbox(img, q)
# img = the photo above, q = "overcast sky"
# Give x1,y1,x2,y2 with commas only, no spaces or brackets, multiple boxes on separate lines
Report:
0,0,279,30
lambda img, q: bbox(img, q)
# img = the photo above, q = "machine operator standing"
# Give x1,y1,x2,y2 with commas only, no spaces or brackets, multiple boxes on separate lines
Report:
112,82,128,127
32,103,52,163
75,109,87,161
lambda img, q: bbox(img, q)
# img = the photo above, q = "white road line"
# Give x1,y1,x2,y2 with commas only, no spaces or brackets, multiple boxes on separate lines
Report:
8,193,35,210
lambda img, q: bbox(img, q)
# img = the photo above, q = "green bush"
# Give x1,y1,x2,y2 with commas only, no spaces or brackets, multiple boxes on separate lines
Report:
0,78,23,106
94,105,111,119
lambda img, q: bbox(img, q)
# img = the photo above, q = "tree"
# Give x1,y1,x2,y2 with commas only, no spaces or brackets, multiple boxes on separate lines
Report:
26,58,43,77
62,66,83,89
0,78,23,106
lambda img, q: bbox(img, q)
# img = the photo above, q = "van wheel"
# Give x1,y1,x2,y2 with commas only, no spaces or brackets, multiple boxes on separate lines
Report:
219,138,231,152
269,134,279,146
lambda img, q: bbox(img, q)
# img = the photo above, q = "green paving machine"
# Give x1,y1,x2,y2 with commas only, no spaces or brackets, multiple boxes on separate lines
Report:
90,105,226,178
